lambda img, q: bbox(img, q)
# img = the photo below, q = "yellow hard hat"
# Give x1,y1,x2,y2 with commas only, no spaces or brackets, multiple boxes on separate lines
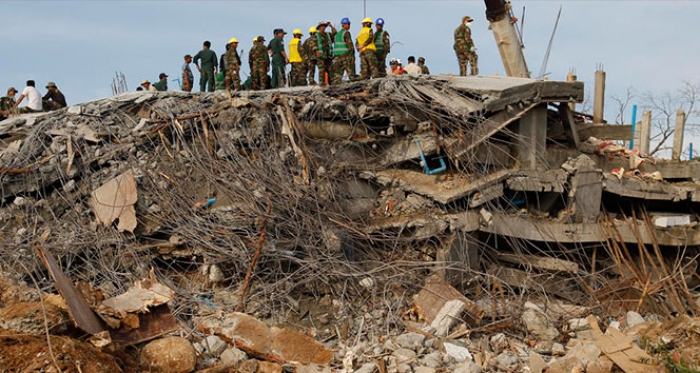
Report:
309,26,317,33
362,17,373,24
293,28,303,35
229,37,238,44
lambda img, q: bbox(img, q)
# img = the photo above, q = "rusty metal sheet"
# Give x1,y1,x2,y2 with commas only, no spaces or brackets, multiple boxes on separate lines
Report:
110,304,178,347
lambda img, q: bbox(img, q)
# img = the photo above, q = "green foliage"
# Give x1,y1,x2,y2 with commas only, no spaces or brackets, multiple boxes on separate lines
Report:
639,334,700,373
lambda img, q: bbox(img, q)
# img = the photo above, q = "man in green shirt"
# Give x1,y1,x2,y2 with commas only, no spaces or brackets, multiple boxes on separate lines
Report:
193,41,218,92
267,29,289,89
153,73,168,91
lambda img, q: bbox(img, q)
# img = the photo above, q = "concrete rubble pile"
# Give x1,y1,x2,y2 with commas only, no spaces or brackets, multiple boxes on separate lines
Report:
1,75,700,372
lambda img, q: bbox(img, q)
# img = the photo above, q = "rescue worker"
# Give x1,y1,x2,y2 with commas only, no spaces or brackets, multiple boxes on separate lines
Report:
418,57,430,75
0,87,18,120
153,73,168,91
140,79,157,92
453,16,478,76
373,18,390,78
315,21,336,86
13,80,42,113
356,17,379,80
224,37,242,91
42,82,67,111
332,18,356,85
182,54,194,92
193,40,218,92
303,27,319,85
267,28,289,89
249,36,270,90
289,29,307,86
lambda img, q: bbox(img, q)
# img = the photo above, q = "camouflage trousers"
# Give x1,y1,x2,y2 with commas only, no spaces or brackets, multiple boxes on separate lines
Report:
332,54,356,85
290,62,307,87
249,65,268,90
317,58,333,86
306,59,318,85
225,69,241,91
42,100,63,111
457,53,479,76
375,52,388,78
359,51,379,80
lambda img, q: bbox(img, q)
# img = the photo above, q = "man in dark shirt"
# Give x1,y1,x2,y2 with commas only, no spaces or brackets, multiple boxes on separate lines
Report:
193,40,218,92
42,82,67,111
153,73,168,91
267,29,289,89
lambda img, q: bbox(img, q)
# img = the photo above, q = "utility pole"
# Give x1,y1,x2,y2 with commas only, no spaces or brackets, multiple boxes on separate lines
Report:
363,0,366,18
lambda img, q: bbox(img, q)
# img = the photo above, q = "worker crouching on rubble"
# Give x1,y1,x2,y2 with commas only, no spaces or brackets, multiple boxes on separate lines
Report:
0,87,18,120
42,82,67,111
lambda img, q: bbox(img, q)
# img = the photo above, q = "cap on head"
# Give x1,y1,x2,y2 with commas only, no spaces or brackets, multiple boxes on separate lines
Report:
362,17,373,24
159,73,168,79
229,37,239,44
309,26,317,33
463,16,474,22
293,28,303,35
418,57,425,62
141,79,150,85
7,87,17,94
273,28,287,35
45,81,57,89
317,21,328,28
376,18,385,26
257,36,266,42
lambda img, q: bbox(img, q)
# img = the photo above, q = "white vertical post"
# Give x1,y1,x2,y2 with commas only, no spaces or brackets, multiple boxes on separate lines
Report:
672,109,686,161
593,68,606,123
566,71,577,111
639,110,652,155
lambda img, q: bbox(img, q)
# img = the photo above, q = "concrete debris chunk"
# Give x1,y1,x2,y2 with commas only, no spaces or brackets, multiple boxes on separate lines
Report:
412,275,484,336
521,308,559,342
89,169,138,232
444,339,473,362
99,268,174,316
140,336,196,373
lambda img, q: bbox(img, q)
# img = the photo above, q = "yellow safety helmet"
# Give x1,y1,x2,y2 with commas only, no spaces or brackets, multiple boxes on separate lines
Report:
229,37,238,44
293,28,303,35
362,17,373,24
309,26,317,33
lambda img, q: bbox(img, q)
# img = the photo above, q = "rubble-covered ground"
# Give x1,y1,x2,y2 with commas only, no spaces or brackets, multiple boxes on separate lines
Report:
0,76,699,373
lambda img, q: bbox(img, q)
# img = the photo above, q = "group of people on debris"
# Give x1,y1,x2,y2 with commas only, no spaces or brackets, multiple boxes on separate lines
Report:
151,17,444,93
0,80,67,121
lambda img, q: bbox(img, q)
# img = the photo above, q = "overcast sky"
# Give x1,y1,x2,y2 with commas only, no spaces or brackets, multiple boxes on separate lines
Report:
2,0,699,126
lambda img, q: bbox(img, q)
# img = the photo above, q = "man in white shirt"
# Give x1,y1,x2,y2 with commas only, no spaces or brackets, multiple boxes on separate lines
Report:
13,80,42,112
404,56,422,75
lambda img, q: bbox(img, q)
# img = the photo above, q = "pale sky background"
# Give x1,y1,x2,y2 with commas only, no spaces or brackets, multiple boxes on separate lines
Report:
2,0,699,140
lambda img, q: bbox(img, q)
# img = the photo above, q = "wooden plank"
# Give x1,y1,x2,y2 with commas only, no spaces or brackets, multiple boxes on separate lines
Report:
35,245,107,335
586,315,660,373
496,252,579,273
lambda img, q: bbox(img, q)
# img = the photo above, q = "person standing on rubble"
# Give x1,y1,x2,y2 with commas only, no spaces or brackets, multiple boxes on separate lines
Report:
193,40,218,92
289,29,307,86
373,18,390,78
0,87,18,120
153,73,168,91
267,29,289,89
304,27,319,85
404,56,422,75
453,16,478,76
12,80,42,113
42,82,67,110
224,38,242,91
418,57,430,75
315,21,335,87
331,18,356,85
249,36,270,90
357,18,379,80
182,54,194,92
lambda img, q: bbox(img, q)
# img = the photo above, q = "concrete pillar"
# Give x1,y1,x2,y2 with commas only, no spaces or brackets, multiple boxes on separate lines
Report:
593,69,606,123
639,110,652,155
488,19,530,78
566,72,577,111
672,109,687,161
515,104,547,170
437,231,480,288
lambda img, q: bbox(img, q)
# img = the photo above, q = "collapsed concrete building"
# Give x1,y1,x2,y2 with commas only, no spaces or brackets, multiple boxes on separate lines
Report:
1,74,699,372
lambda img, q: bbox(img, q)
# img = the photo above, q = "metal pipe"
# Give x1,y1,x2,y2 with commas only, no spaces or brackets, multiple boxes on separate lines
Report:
629,104,637,150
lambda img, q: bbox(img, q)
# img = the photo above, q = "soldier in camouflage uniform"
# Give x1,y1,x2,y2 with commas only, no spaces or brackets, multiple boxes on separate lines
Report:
289,29,307,86
373,18,390,78
453,16,478,76
249,36,270,90
332,18,356,85
303,27,319,85
0,87,18,120
418,57,430,75
315,21,336,87
224,38,242,91
357,18,379,80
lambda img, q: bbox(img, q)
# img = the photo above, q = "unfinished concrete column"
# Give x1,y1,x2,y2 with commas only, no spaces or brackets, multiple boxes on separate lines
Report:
566,71,577,111
672,109,687,161
593,68,606,123
515,104,547,170
639,110,652,155
437,231,481,288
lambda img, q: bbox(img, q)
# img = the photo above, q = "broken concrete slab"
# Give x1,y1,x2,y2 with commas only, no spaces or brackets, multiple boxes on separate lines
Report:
412,275,485,336
89,169,138,232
